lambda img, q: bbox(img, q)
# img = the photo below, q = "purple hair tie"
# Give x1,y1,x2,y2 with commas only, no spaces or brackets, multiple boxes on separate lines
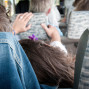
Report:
28,34,38,40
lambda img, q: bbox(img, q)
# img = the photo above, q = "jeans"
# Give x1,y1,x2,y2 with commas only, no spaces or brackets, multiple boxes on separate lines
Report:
0,32,56,89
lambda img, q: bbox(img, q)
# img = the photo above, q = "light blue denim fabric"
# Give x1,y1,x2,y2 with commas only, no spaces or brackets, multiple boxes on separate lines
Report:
0,32,57,89
40,84,57,89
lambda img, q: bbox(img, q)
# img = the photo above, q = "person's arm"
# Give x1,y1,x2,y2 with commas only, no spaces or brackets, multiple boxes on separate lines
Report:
41,24,67,53
41,24,61,42
12,12,33,34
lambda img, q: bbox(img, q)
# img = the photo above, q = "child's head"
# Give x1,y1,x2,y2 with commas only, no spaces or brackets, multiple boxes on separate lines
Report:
73,0,81,7
20,39,74,87
75,0,89,11
30,0,52,15
0,4,12,32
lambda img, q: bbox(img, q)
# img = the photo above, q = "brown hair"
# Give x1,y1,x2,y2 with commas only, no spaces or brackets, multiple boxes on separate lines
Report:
20,39,74,88
73,0,81,7
75,0,89,11
0,4,12,32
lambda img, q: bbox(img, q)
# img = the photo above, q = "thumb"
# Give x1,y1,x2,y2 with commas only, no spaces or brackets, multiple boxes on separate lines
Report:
41,23,49,33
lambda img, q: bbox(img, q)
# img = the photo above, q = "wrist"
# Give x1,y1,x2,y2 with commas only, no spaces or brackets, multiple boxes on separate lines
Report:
12,30,16,35
51,33,61,42
13,28,19,34
13,25,19,34
14,30,19,34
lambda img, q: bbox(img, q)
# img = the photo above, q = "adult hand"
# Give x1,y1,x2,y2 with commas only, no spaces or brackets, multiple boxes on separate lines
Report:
13,12,33,34
41,23,61,42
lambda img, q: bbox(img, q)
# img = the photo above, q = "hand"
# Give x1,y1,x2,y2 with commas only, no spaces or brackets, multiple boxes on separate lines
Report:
61,17,66,23
41,23,61,42
13,12,33,34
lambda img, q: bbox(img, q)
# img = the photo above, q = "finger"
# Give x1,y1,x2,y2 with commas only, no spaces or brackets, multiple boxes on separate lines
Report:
15,14,22,21
41,23,49,33
20,12,28,21
48,25,54,28
24,12,33,21
25,24,32,31
24,14,33,23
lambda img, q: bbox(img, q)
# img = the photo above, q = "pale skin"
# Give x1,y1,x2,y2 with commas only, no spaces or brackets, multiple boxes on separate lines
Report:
41,24,61,42
13,13,61,42
13,12,33,34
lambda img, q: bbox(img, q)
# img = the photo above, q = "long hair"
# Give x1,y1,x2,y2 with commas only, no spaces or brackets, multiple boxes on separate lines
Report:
20,39,74,88
0,4,12,32
75,0,89,11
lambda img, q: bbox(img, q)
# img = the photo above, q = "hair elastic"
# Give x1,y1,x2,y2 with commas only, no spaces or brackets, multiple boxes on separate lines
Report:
28,34,38,40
